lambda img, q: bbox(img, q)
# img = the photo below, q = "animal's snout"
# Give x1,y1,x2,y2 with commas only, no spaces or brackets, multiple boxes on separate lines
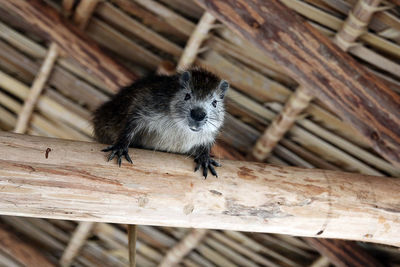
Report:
190,108,206,121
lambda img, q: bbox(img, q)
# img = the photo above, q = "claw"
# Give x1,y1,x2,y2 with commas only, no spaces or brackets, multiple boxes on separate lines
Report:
125,153,133,164
194,162,201,172
102,143,132,166
193,154,221,178
209,165,218,177
211,159,221,167
101,145,113,152
107,150,117,161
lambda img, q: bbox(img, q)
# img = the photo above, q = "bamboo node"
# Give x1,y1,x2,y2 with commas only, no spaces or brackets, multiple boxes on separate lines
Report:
359,1,394,13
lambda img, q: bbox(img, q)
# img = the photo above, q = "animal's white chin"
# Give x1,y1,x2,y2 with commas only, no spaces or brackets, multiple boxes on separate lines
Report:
189,127,201,132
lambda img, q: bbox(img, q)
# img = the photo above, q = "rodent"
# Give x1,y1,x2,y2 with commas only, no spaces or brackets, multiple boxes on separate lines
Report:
92,68,229,178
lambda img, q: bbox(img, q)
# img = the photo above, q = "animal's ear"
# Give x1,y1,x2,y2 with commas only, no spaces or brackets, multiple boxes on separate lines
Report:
219,80,229,98
180,71,191,87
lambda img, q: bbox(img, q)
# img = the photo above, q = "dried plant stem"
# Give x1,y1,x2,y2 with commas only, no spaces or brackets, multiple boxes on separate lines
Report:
73,0,100,30
60,221,95,267
159,229,208,267
62,0,75,17
333,0,385,51
177,12,216,69
14,42,59,134
251,86,313,160
128,225,138,267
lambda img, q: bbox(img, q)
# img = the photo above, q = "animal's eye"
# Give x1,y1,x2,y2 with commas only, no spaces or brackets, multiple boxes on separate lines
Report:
212,100,217,108
184,93,191,101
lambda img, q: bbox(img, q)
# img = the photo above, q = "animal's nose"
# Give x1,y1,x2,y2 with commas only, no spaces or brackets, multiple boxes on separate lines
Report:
190,108,206,121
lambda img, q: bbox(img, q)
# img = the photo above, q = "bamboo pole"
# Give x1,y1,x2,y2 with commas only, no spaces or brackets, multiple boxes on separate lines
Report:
251,86,313,160
177,12,216,69
59,221,95,267
73,0,100,30
195,0,400,167
0,132,399,247
14,43,59,134
128,225,137,267
158,229,208,267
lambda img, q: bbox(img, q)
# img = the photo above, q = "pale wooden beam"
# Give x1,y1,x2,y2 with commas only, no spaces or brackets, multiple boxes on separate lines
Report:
177,11,216,69
159,229,208,267
0,132,398,247
251,86,313,160
194,0,400,167
60,221,95,267
14,43,59,134
73,0,100,30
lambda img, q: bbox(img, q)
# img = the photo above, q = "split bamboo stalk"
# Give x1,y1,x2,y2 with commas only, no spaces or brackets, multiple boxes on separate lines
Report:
14,42,59,134
251,0,387,161
251,86,313,160
0,132,399,247
195,0,400,167
62,0,75,17
159,229,208,267
333,0,390,51
0,0,137,92
0,225,55,267
177,12,216,69
73,0,100,30
60,221,95,267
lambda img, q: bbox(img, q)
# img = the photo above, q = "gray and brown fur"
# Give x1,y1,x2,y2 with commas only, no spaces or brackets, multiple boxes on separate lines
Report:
93,68,229,177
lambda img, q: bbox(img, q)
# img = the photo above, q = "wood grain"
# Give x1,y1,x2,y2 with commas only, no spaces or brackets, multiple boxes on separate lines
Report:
0,132,398,247
0,0,137,92
195,0,400,167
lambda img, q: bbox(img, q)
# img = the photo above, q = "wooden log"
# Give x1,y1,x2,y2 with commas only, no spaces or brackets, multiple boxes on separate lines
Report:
194,0,400,167
0,0,137,92
0,132,399,247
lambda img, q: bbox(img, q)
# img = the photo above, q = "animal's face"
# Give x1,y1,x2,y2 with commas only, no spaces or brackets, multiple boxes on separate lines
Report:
170,70,229,134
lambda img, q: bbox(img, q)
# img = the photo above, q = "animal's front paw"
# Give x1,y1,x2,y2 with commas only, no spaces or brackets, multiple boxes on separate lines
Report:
194,154,221,178
102,143,132,167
